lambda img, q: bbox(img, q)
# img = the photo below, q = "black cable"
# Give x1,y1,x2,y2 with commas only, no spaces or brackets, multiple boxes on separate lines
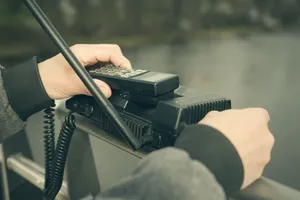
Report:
43,104,56,191
43,112,76,200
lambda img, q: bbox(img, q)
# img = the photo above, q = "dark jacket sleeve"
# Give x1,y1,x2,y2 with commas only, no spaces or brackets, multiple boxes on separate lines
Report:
94,147,227,200
92,125,243,200
0,65,25,142
174,124,244,196
1,57,54,121
0,58,54,142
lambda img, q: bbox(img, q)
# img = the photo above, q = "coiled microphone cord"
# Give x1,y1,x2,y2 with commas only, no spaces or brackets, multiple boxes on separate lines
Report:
43,103,76,200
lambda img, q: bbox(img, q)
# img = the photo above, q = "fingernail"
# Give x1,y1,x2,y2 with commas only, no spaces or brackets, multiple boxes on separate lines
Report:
101,87,112,97
97,81,107,87
93,79,106,86
121,63,132,69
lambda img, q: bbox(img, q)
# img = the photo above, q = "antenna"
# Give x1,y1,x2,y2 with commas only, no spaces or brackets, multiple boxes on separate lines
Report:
23,0,141,150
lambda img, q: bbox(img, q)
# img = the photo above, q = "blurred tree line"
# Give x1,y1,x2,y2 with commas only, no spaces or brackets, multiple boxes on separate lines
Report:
2,0,300,32
1,0,300,60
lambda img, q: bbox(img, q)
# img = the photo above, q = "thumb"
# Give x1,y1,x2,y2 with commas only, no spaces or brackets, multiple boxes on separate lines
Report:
81,79,112,98
94,79,112,98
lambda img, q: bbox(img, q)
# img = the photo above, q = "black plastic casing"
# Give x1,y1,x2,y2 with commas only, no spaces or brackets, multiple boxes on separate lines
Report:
65,86,231,149
89,71,180,97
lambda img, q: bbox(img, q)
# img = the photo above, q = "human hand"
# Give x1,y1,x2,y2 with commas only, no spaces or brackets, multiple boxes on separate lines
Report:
38,44,132,100
199,108,275,189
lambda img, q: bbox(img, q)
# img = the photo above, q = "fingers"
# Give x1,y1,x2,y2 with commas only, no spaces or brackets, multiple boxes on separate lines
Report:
93,79,112,98
70,44,132,69
242,107,270,122
202,107,270,123
206,110,220,116
80,79,112,98
203,110,220,119
108,51,132,69
264,125,275,150
94,44,132,68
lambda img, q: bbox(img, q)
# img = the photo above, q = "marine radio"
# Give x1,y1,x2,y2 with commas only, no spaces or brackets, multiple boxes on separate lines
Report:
66,64,231,150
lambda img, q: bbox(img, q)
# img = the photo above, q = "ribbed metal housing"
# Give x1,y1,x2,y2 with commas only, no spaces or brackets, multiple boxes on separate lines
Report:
187,99,231,124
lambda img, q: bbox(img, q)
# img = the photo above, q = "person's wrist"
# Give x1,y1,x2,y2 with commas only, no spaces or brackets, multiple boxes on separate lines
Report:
38,59,56,100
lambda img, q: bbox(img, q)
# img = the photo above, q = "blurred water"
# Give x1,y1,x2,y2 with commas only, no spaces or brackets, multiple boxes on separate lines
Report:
124,31,300,190
23,31,300,191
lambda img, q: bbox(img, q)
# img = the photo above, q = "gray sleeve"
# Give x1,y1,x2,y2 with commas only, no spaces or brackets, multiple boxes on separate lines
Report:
94,147,226,200
0,66,25,142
